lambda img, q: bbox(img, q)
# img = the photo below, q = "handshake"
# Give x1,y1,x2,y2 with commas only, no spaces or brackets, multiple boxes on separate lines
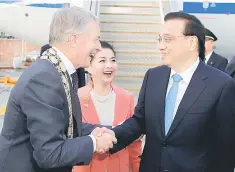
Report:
91,127,117,154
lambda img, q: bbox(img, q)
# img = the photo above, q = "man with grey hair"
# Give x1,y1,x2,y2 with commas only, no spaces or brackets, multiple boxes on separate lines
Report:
0,6,116,172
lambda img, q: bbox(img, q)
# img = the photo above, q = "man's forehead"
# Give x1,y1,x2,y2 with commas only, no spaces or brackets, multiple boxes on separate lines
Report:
87,21,100,36
162,19,186,35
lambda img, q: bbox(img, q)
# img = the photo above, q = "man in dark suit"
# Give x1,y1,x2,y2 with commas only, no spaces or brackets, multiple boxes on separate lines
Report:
109,12,235,172
0,7,116,172
40,44,86,88
204,28,228,71
225,56,235,78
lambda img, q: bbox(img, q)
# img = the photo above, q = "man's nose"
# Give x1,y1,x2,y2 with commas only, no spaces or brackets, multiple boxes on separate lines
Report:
158,41,167,51
96,41,101,51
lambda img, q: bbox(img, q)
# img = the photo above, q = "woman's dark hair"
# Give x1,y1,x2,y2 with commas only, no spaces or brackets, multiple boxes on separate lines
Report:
90,41,116,63
100,41,116,56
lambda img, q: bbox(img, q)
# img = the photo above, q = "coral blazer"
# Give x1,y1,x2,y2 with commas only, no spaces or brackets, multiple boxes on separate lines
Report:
74,84,142,172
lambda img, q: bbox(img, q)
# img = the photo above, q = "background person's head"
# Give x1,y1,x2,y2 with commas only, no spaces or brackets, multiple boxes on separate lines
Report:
49,6,101,69
205,28,217,56
157,12,205,72
88,41,117,87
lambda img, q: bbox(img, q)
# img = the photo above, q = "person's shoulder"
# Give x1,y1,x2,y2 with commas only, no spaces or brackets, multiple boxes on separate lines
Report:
15,59,63,94
205,64,232,83
32,59,58,73
26,59,60,80
148,65,169,74
115,86,132,96
78,85,90,98
214,52,227,62
10,60,63,104
112,85,134,101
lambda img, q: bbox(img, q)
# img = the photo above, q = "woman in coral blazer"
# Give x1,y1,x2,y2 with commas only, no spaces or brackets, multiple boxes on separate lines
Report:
74,41,142,172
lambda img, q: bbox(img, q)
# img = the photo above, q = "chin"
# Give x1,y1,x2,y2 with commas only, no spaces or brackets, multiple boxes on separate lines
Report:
81,61,91,68
83,63,90,68
103,79,113,85
162,60,170,66
80,57,92,68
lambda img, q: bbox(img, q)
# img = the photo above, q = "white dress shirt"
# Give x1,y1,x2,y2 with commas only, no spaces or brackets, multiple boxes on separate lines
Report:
205,51,213,64
53,47,96,152
53,47,76,81
166,58,200,120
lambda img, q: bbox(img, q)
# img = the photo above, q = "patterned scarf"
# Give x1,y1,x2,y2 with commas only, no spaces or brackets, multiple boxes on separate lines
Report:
39,48,74,138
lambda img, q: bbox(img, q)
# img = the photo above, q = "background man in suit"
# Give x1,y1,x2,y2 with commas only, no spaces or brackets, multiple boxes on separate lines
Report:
225,56,235,78
40,44,86,88
204,28,228,71
109,12,235,172
0,7,116,172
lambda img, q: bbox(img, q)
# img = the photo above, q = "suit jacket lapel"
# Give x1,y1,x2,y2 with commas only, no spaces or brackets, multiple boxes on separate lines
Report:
80,86,101,124
166,62,208,138
154,66,171,137
207,52,216,66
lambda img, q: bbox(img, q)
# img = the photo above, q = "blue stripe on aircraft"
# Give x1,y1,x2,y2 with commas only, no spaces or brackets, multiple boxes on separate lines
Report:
26,3,64,8
0,1,64,8
183,2,235,14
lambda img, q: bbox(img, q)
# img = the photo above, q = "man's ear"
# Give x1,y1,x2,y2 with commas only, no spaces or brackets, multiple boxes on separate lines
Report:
67,34,77,48
189,36,198,52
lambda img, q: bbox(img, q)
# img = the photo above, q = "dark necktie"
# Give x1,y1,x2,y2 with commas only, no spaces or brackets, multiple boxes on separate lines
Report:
70,72,82,136
71,72,79,91
203,57,206,63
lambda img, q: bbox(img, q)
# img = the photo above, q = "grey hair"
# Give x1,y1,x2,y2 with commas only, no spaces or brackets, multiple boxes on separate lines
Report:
49,6,98,45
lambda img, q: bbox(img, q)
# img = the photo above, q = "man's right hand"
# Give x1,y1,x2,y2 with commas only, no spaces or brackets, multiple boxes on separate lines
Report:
95,132,117,154
91,127,117,154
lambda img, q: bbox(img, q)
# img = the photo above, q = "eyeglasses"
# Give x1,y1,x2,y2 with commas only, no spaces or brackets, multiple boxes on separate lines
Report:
156,34,187,45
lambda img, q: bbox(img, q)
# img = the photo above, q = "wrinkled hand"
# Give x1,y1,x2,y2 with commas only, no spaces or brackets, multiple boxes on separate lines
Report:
91,127,115,137
91,127,117,154
95,133,117,154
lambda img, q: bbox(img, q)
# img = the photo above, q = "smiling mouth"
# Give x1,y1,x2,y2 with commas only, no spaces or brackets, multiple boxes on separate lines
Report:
103,71,112,75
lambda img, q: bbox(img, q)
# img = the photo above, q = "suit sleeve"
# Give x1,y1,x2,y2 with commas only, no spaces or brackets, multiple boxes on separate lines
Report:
81,122,100,136
127,95,142,172
217,58,228,72
214,78,235,170
110,69,150,154
21,72,94,169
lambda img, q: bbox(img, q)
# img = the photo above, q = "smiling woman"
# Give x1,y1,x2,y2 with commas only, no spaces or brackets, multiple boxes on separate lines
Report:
88,41,117,86
74,41,142,172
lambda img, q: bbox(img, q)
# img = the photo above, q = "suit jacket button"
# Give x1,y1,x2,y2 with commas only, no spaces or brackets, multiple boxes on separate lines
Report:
164,170,168,172
163,142,167,147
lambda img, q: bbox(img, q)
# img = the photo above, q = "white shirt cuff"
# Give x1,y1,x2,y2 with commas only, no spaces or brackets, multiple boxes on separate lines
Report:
89,135,96,152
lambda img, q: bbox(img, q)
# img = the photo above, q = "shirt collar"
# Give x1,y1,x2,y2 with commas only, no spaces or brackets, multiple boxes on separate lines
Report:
170,58,200,84
205,51,213,63
53,46,76,76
